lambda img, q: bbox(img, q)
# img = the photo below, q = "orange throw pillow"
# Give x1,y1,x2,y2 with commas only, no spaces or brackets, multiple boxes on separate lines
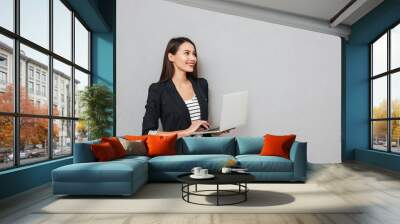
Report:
124,135,148,142
101,137,127,158
259,134,296,159
91,142,117,161
146,134,177,157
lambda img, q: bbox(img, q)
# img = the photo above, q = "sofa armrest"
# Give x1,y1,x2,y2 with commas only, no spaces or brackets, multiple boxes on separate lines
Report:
73,140,100,163
289,141,307,181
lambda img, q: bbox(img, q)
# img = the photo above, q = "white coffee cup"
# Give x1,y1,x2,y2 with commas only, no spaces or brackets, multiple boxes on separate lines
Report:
221,167,232,174
191,167,202,176
200,169,208,176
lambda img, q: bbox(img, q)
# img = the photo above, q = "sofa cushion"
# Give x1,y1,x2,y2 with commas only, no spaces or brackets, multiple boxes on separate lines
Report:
178,137,236,155
235,137,263,155
148,154,235,172
53,158,147,183
260,134,296,159
236,155,293,172
119,138,147,156
91,142,118,161
147,134,177,157
101,137,127,158
115,155,150,163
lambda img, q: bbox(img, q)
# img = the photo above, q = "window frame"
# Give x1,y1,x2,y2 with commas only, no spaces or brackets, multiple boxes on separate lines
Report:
0,0,92,171
370,20,400,154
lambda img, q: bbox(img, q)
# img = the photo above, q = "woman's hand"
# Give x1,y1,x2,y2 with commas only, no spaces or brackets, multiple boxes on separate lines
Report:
184,120,210,136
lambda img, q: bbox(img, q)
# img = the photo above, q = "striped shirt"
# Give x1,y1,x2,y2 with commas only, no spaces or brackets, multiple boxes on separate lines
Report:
184,95,201,121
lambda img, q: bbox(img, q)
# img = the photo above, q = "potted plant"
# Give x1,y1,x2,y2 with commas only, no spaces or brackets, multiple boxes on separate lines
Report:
79,84,113,140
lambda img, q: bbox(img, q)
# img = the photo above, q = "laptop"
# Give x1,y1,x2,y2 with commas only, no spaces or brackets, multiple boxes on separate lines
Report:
192,91,248,135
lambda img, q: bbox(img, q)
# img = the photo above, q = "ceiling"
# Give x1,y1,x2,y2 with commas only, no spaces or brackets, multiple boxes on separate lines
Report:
166,0,384,38
224,0,382,26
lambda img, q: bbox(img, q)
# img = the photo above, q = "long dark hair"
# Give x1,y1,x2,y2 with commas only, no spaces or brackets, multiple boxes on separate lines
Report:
159,37,198,83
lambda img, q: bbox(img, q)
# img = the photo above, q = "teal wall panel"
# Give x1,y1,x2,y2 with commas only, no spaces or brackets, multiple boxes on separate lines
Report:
355,148,400,172
0,158,72,199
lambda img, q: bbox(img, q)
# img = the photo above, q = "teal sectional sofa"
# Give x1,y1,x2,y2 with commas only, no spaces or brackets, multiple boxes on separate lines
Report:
52,137,307,196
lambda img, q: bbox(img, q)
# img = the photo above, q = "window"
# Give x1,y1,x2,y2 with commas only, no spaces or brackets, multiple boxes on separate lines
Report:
53,59,71,117
35,83,40,95
0,54,8,86
42,85,46,97
35,70,40,81
0,0,91,170
20,0,49,49
0,55,7,67
0,0,13,32
371,23,400,154
28,67,34,80
75,18,89,70
54,0,72,60
0,71,6,85
28,81,34,94
0,35,13,113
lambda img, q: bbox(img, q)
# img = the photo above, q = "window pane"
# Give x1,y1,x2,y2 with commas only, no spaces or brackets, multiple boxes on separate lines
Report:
372,33,387,76
20,44,49,115
0,0,13,31
372,77,387,119
53,0,72,60
391,120,400,153
0,116,13,170
391,72,400,117
53,59,72,117
20,0,49,49
0,35,14,112
20,117,49,165
391,24,400,70
75,120,88,143
53,119,72,157
75,18,89,70
74,69,89,118
372,121,388,151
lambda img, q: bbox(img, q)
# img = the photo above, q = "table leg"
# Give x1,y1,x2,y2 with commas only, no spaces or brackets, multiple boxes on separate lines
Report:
245,183,247,201
195,184,198,192
217,184,219,206
187,184,190,202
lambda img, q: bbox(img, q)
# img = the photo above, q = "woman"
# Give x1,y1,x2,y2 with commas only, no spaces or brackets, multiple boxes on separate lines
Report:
142,37,211,137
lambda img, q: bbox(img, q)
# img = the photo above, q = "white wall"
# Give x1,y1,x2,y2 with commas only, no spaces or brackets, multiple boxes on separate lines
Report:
116,0,341,163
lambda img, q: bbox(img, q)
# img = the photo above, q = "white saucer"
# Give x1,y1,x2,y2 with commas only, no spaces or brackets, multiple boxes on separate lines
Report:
190,174,215,179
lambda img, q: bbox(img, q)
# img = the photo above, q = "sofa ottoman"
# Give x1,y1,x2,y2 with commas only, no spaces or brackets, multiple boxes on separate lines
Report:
52,144,149,196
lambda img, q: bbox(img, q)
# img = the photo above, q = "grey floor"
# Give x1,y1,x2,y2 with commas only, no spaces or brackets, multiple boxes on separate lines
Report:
1,162,400,224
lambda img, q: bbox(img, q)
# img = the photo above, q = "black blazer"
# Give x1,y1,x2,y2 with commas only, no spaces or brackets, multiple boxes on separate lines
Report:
142,77,208,135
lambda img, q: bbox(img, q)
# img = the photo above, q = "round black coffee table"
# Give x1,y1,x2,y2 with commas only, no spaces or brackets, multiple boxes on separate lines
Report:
177,173,255,206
